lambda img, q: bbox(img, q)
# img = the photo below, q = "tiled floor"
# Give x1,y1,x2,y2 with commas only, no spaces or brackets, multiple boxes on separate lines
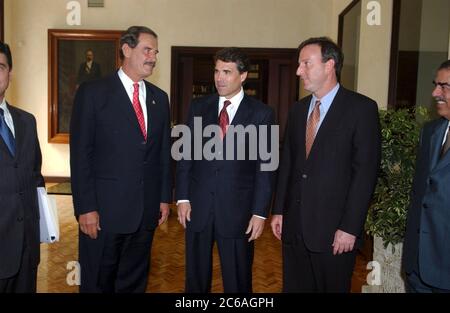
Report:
37,194,370,293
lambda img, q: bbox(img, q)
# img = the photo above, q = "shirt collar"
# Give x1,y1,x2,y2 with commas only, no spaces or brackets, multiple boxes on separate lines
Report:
0,98,8,114
310,83,340,115
312,83,340,107
118,67,144,90
219,87,245,107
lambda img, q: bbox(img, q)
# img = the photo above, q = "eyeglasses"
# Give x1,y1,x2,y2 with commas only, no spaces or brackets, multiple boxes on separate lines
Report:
432,80,450,91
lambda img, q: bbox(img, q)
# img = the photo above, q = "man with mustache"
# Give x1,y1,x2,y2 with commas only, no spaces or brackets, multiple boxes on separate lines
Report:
403,60,450,292
70,26,172,292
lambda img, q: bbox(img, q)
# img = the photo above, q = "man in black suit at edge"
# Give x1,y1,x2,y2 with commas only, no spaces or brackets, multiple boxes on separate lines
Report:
0,41,44,293
403,60,450,292
271,37,381,292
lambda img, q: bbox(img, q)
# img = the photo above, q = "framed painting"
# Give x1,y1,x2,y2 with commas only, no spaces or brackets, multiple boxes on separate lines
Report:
48,29,123,143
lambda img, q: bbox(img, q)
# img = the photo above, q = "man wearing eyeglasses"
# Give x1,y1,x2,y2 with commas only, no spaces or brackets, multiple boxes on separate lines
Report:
403,60,450,293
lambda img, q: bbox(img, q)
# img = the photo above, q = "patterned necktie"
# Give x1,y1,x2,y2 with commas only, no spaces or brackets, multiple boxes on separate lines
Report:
0,108,15,156
132,83,147,141
219,100,231,139
305,100,321,159
441,125,450,159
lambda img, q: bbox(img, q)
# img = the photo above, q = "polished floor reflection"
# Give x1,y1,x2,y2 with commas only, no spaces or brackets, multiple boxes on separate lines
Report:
37,195,369,293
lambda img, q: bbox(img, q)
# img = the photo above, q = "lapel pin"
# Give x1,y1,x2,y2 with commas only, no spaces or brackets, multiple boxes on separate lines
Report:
152,100,156,104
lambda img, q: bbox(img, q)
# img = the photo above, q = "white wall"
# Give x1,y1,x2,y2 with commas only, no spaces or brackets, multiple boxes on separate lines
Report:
357,0,393,109
5,0,334,177
4,0,401,176
331,0,393,109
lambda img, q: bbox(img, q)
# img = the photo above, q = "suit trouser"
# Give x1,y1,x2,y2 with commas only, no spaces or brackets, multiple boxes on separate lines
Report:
282,232,356,293
0,217,38,293
185,215,254,293
79,228,154,293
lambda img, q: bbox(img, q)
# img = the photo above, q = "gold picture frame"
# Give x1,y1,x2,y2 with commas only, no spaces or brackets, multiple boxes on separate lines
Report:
48,29,123,143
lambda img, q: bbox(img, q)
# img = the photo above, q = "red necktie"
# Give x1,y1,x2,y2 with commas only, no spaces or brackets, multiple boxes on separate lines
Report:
219,100,231,139
132,83,147,141
305,100,321,158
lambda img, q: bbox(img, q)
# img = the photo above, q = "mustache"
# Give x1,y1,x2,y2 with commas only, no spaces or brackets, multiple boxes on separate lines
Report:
144,61,156,67
435,97,446,103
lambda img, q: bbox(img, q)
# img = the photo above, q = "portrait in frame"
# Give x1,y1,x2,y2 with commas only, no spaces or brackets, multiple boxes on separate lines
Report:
48,29,123,143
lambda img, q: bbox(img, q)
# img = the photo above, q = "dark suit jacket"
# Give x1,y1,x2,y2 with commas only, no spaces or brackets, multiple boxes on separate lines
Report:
403,118,450,289
0,104,44,278
70,72,172,233
77,61,102,85
176,94,275,238
273,86,381,252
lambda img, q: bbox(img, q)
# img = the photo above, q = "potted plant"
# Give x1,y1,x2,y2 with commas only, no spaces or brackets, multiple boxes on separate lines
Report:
364,106,430,292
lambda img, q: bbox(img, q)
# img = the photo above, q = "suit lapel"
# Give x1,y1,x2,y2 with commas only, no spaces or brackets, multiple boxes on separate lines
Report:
230,95,252,127
437,149,450,171
204,94,220,127
112,73,150,142
144,81,156,144
221,96,253,160
306,88,347,161
0,130,12,156
430,119,450,172
0,110,10,154
296,97,310,162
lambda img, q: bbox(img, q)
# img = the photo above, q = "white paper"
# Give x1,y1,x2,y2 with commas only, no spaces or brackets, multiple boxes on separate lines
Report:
37,187,59,243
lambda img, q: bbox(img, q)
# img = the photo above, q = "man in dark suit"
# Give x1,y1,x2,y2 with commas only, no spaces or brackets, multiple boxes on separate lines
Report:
403,60,450,292
70,26,172,293
0,42,44,293
77,49,102,85
271,37,381,292
176,47,275,292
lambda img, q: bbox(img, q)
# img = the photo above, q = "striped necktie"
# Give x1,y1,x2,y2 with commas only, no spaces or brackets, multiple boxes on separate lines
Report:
305,100,321,158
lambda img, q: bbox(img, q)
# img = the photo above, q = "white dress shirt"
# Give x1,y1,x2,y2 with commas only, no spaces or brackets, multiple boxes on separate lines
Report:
307,83,340,136
0,98,15,137
86,60,93,70
217,88,244,122
442,120,450,146
117,68,148,130
177,88,265,220
177,88,246,206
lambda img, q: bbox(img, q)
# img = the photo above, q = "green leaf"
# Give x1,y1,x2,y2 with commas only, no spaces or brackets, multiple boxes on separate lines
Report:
365,107,431,246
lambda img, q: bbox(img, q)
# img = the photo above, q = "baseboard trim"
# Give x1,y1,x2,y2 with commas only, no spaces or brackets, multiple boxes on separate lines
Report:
44,176,71,183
